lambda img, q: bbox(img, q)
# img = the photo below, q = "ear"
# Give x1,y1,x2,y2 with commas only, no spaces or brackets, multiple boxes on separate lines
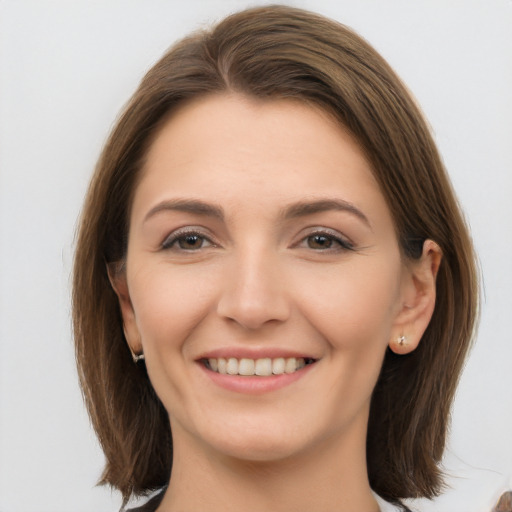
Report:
107,262,143,358
390,240,442,355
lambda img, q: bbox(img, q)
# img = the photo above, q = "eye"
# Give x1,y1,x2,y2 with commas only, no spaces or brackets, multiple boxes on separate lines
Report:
298,229,354,252
307,234,336,250
162,229,214,251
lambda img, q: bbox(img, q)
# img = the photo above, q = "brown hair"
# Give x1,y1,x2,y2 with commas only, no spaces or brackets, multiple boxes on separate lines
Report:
73,5,478,509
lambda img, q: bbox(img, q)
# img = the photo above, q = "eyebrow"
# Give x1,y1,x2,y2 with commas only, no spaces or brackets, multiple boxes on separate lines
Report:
143,197,370,228
282,199,371,228
143,199,224,223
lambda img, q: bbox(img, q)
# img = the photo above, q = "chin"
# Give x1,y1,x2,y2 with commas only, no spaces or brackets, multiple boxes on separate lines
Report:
192,415,312,463
214,436,303,463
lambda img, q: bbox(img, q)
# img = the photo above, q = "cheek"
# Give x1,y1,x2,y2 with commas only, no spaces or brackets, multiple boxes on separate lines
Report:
294,255,403,351
296,259,402,422
129,263,217,349
127,264,220,412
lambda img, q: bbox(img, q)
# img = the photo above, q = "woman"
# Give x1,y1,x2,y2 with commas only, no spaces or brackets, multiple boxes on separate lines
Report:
73,5,478,512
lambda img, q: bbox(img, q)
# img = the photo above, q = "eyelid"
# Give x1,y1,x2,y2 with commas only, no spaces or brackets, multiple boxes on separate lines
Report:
161,226,218,250
293,227,355,251
159,225,354,252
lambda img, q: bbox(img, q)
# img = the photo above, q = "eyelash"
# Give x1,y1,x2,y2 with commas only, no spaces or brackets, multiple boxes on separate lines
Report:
161,228,215,251
296,229,354,252
161,227,354,253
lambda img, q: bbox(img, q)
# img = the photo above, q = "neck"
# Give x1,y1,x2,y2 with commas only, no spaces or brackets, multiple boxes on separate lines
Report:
157,421,379,512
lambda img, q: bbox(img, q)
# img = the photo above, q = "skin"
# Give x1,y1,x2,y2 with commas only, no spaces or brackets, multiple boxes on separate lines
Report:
112,93,441,512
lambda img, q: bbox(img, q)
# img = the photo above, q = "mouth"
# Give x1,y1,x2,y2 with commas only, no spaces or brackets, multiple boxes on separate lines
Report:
201,357,317,376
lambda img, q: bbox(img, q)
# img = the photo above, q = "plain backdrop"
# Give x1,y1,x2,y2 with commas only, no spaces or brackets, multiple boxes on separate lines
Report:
0,1,511,511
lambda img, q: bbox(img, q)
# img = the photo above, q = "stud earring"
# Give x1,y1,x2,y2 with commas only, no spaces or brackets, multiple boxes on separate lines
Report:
397,335,407,347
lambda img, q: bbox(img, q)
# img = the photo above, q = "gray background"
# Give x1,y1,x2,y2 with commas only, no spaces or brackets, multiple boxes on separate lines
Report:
1,1,511,511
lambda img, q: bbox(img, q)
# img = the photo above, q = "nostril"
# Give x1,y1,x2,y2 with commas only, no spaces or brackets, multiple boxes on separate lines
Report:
217,299,290,330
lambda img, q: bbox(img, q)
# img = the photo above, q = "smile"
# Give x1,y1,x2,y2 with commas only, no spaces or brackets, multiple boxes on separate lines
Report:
203,357,316,376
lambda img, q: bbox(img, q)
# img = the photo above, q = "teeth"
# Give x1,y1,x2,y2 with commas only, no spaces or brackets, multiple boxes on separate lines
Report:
217,358,227,374
206,357,310,376
255,358,272,376
272,357,285,374
227,358,238,375
239,358,255,376
285,357,297,373
209,358,218,372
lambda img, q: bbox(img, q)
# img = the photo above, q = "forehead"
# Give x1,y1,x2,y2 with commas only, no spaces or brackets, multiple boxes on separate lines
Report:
132,93,390,227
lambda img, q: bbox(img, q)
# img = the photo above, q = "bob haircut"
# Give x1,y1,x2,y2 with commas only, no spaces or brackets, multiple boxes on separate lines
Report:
73,4,478,509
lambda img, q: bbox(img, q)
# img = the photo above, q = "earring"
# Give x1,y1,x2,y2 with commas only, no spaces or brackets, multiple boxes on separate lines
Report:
396,335,408,347
389,334,412,355
132,352,145,363
128,345,145,363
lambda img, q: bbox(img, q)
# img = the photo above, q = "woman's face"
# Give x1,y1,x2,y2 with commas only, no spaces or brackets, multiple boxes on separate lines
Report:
118,93,416,463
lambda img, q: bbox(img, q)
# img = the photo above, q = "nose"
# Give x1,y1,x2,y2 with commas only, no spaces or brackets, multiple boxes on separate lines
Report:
216,248,290,330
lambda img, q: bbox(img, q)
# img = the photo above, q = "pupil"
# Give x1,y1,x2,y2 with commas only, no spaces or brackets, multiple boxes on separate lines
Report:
181,235,201,248
309,235,331,248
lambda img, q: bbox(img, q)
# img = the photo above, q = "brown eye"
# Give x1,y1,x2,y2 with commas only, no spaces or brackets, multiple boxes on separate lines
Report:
162,230,213,251
307,234,334,249
298,229,354,252
178,234,204,250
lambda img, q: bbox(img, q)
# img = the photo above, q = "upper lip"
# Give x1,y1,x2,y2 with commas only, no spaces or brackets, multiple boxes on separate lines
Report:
196,347,319,361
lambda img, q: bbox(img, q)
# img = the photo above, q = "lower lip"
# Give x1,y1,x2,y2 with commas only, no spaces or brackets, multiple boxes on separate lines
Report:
198,362,316,394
